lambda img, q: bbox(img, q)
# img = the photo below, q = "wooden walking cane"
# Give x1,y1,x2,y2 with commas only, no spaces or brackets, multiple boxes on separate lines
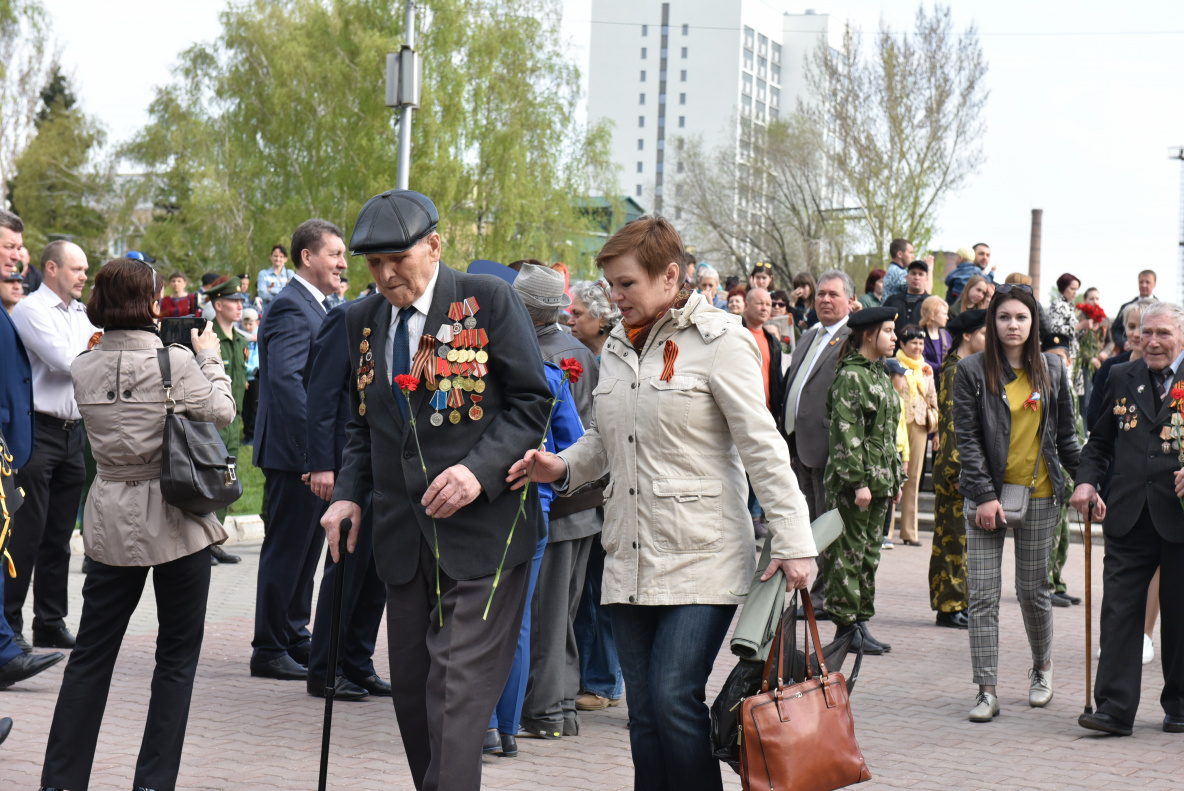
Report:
1083,503,1093,715
318,518,351,791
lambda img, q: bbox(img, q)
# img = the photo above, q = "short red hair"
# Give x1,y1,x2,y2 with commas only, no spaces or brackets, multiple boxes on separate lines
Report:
595,215,685,281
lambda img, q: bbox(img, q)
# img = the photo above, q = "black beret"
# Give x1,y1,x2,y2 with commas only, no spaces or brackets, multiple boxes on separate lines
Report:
848,305,898,330
948,308,986,337
1041,330,1071,353
349,189,439,256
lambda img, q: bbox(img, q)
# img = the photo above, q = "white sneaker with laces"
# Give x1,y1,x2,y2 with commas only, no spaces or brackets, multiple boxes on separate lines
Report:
1029,665,1053,708
1143,634,1155,665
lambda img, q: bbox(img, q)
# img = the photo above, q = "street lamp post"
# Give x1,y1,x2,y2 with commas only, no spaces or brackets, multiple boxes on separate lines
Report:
386,0,422,190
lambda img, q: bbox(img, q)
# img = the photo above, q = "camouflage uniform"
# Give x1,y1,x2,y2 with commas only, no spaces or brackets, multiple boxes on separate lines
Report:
213,320,247,522
822,350,905,626
1049,405,1086,594
930,352,967,613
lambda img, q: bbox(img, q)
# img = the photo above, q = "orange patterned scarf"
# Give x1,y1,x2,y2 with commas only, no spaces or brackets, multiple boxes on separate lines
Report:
622,286,694,352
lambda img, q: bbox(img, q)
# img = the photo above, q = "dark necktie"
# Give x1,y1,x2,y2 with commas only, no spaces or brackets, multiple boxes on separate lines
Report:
1155,368,1172,404
391,306,415,420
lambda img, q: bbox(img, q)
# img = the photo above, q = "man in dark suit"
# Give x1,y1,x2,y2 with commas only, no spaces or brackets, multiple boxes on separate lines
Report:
0,212,33,476
1072,301,1184,736
780,270,853,612
322,190,551,790
303,296,390,701
250,218,347,680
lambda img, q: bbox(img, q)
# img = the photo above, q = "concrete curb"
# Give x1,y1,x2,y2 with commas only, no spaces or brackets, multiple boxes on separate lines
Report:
70,514,265,554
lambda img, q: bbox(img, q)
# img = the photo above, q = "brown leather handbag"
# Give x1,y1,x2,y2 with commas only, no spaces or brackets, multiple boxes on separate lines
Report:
738,596,872,791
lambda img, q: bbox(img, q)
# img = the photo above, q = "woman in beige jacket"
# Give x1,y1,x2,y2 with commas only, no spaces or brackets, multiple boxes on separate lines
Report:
40,258,235,791
508,217,815,791
893,324,939,546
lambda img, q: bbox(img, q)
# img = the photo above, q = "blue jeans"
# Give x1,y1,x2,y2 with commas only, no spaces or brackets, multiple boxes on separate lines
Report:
574,534,624,699
611,603,736,791
490,516,548,735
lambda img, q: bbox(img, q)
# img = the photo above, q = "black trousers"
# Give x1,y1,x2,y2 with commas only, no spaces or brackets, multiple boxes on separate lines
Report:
308,506,386,682
387,537,531,791
5,417,86,634
41,549,212,791
1096,507,1184,724
252,469,326,662
792,451,828,612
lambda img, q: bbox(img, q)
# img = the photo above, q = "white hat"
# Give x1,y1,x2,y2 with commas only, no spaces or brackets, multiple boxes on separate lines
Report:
512,263,572,309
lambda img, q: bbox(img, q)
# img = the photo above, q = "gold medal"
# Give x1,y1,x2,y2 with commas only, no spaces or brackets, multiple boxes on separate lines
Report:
447,349,459,362
474,379,486,393
359,403,367,416
363,327,371,337
359,340,369,354
449,409,461,424
463,377,474,392
476,350,489,364
469,405,483,420
438,377,452,392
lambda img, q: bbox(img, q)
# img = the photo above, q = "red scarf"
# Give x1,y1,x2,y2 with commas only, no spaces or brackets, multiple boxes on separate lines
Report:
622,286,694,352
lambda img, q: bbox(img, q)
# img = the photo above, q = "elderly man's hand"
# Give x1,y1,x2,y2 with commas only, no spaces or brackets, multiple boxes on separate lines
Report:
422,464,483,518
320,500,362,562
761,557,814,591
1070,483,1106,521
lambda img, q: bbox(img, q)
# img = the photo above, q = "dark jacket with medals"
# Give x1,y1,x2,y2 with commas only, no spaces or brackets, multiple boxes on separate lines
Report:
1076,357,1184,542
332,263,552,584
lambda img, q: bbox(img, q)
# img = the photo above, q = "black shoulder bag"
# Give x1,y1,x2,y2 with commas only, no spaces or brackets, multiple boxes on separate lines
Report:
156,348,243,515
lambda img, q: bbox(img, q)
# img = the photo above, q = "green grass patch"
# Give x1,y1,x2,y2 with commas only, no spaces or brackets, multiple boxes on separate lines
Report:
230,446,265,517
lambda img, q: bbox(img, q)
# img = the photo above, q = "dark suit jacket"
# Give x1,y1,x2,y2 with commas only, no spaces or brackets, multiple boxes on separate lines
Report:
0,307,33,468
332,263,552,584
779,322,851,469
253,279,327,472
1077,358,1184,542
306,297,381,473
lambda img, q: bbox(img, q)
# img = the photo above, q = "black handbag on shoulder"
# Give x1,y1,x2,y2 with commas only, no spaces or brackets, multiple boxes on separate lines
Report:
156,348,242,515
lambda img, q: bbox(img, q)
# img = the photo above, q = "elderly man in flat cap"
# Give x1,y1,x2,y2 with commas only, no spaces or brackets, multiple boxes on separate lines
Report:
322,190,551,790
511,263,602,739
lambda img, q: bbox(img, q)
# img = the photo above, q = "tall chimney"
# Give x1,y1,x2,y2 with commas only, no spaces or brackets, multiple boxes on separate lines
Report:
1028,209,1043,297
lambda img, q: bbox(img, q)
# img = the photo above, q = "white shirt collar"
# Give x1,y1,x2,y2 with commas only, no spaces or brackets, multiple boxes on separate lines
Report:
819,314,849,337
291,272,327,305
391,262,441,323
31,282,84,311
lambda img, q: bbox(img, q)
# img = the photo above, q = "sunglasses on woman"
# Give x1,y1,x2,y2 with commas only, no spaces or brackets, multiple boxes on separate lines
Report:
772,301,787,308
994,283,1032,295
901,329,926,342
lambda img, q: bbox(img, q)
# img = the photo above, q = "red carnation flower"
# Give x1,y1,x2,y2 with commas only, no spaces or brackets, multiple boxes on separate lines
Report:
1171,383,1184,403
394,373,419,393
560,357,584,384
1075,302,1107,323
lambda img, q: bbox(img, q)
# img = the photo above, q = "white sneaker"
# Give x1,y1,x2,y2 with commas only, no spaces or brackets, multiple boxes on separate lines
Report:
1029,665,1053,708
1143,634,1155,665
969,691,1000,722
881,540,894,550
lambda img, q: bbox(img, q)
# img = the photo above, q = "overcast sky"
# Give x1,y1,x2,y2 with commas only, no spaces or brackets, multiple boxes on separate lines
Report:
45,0,1184,315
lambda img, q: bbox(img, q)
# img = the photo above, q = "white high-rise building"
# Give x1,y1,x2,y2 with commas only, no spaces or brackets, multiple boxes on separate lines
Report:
581,1,829,216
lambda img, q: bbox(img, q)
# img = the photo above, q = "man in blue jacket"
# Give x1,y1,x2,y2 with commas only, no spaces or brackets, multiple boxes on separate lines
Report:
250,218,347,680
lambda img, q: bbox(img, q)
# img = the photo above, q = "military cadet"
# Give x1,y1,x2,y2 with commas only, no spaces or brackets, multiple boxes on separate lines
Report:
1041,330,1084,608
207,276,248,561
822,305,904,655
930,308,987,629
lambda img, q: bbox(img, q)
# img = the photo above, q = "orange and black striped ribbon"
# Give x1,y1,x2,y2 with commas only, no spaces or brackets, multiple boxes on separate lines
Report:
660,340,678,382
411,334,436,384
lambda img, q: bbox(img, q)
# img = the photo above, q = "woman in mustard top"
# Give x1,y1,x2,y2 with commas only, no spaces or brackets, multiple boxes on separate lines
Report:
952,285,1081,723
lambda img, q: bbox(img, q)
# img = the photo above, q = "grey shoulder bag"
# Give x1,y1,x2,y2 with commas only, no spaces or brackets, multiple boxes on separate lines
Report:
156,348,242,515
965,405,1045,526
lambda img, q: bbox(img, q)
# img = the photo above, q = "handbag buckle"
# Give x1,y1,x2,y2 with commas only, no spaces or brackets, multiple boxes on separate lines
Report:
163,385,176,410
225,460,238,486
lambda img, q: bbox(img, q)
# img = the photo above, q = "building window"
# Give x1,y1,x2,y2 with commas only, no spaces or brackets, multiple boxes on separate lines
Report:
636,184,643,197
661,48,667,59
657,138,665,149
770,87,780,108
771,42,781,64
662,25,668,36
639,115,645,127
744,26,754,50
771,63,780,84
679,92,686,104
770,107,779,121
660,70,667,81
677,161,684,173
675,207,682,220
680,70,687,81
682,23,688,35
743,50,753,71
659,116,665,126
640,70,646,82
656,162,664,173
757,79,766,101
756,101,766,121
642,24,647,36
742,73,753,95
637,161,643,173
758,34,768,55
676,184,684,197
678,116,685,128
640,93,646,105
638,138,644,150
677,138,684,151
742,94,752,116
758,55,767,79
641,47,647,59
659,93,666,104
681,47,687,58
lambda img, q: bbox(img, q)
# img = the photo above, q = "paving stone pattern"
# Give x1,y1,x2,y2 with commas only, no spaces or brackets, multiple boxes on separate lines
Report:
3,537,1179,790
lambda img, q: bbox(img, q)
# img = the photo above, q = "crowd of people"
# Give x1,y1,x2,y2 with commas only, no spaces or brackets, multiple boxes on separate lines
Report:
0,195,1180,791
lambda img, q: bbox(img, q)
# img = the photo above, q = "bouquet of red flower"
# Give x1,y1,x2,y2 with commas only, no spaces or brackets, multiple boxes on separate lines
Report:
1075,302,1107,323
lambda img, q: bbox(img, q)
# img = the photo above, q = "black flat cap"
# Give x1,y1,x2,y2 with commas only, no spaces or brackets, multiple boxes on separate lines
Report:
948,308,986,337
349,190,439,256
1041,330,1071,353
848,305,898,330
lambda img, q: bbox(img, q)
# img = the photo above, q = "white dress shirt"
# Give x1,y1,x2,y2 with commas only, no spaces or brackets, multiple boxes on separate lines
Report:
792,314,849,421
386,262,440,385
291,272,329,312
11,283,99,420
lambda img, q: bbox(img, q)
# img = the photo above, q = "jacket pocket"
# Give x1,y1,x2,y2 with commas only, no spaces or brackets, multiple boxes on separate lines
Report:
650,476,723,553
599,479,621,552
649,374,708,436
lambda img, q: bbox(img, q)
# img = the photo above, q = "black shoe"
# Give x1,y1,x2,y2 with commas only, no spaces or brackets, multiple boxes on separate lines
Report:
210,544,242,564
250,655,308,680
1165,715,1184,733
1062,592,1082,605
210,553,219,566
835,623,882,656
0,650,65,686
1078,711,1133,736
307,675,369,701
482,729,502,754
0,716,11,745
348,673,392,697
936,611,969,629
796,606,831,621
1050,592,1071,608
32,626,76,649
288,643,311,667
13,631,32,654
500,732,518,757
857,621,891,653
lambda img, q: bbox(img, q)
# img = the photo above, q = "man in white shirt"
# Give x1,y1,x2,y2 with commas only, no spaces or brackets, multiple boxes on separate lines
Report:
6,240,96,650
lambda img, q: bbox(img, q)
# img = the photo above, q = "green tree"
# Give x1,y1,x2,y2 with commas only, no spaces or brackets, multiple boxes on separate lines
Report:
0,0,57,209
802,3,988,261
122,0,615,283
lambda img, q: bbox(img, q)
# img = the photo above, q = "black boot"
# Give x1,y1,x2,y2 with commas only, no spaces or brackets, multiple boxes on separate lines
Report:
856,621,891,653
835,622,881,656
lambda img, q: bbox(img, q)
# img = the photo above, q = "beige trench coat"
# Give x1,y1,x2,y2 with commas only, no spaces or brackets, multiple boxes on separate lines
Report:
71,330,236,566
559,291,816,607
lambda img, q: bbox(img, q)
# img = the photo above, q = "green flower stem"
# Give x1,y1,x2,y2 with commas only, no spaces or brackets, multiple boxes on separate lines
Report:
483,381,567,620
407,402,443,627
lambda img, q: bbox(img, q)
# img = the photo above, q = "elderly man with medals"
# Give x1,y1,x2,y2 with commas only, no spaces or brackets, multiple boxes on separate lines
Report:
321,190,552,791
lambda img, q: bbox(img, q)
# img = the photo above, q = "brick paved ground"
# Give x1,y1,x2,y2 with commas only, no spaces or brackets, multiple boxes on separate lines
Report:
3,531,1179,790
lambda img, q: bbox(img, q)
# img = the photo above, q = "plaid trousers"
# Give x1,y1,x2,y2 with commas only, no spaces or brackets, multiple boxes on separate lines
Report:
966,496,1058,686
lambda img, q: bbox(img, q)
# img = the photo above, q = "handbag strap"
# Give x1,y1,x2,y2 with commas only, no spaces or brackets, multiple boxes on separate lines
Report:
759,592,832,695
156,348,177,414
